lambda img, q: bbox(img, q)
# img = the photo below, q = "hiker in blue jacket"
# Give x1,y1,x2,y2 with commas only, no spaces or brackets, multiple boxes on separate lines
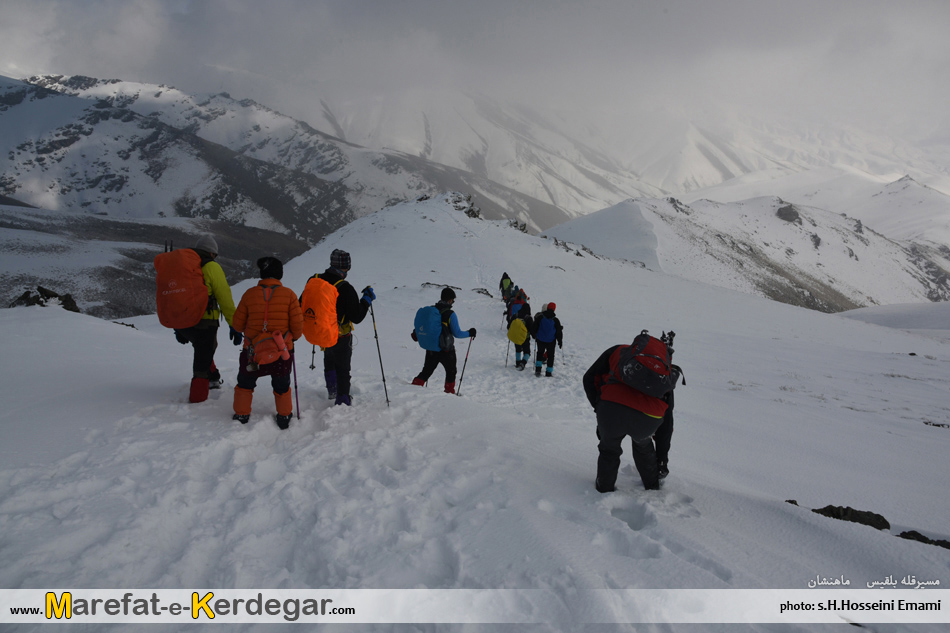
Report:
532,302,563,377
410,288,476,394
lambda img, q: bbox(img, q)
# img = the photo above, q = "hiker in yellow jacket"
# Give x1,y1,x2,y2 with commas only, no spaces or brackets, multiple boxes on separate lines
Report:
174,234,237,403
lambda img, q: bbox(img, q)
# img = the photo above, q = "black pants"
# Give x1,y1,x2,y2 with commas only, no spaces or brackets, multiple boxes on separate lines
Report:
654,391,675,464
515,338,531,358
176,322,218,379
237,349,292,394
535,340,556,369
596,399,665,490
323,334,353,397
416,349,458,384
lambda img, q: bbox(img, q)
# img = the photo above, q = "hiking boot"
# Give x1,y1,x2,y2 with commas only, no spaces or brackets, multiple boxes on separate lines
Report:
444,382,456,394
595,477,615,493
189,377,210,403
411,377,426,386
535,366,542,376
516,360,526,370
327,388,337,400
658,461,669,479
232,413,250,424
275,413,292,430
208,368,222,389
545,370,553,377
335,394,352,406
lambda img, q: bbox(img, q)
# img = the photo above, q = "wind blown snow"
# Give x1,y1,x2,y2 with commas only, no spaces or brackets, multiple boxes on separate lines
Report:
1,196,948,631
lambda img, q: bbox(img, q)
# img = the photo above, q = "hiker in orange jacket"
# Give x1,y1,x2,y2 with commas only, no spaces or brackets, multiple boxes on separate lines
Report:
232,257,303,430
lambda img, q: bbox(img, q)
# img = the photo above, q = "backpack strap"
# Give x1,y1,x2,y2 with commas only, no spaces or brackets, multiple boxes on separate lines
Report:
260,285,278,332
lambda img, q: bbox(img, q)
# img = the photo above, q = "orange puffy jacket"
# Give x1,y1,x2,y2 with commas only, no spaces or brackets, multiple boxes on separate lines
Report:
233,279,304,351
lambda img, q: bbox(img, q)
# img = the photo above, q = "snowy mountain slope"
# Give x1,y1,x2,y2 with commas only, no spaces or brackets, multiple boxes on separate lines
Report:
304,86,950,209
2,195,949,631
841,300,950,342
20,75,572,232
317,89,665,216
544,197,950,312
0,76,353,242
683,166,950,248
0,204,308,318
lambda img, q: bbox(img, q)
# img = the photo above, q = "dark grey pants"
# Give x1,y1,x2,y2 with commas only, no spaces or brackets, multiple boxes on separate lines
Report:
596,399,664,490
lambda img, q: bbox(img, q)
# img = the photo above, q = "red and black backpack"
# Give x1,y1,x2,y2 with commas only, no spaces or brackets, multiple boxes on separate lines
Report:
607,330,676,398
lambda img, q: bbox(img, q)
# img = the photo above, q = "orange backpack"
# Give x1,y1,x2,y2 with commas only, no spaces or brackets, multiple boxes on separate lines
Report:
154,249,208,329
300,277,342,348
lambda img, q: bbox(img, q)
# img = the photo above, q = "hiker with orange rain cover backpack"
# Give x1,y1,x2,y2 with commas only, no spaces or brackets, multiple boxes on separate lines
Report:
231,257,303,430
299,249,375,406
154,234,236,404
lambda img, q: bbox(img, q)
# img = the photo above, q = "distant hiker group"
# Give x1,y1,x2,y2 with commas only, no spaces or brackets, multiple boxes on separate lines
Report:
501,273,563,377
156,239,684,493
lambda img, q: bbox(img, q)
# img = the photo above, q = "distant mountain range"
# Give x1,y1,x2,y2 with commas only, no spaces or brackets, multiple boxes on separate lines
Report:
545,198,950,312
2,73,950,317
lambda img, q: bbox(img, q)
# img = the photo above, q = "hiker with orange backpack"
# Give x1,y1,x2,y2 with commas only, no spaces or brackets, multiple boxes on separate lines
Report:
156,234,237,403
299,249,374,406
231,257,303,429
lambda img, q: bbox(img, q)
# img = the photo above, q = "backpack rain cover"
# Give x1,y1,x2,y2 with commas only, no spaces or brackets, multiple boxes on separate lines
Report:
154,249,208,329
414,306,444,351
301,277,340,348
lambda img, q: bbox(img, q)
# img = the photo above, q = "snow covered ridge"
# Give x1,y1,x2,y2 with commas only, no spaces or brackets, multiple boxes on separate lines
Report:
1,196,949,632
544,198,950,312
10,74,570,232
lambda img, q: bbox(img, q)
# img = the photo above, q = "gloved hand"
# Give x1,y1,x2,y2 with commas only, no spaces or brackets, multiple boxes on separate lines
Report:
229,326,243,346
411,330,418,342
558,342,562,349
175,330,189,345
469,328,477,339
361,286,376,305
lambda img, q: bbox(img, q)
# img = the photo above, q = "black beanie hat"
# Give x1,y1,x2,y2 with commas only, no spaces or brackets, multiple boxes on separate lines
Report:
257,256,283,280
441,287,456,301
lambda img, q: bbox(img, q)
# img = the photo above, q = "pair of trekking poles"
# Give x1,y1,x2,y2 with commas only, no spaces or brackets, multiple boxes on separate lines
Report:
296,288,402,415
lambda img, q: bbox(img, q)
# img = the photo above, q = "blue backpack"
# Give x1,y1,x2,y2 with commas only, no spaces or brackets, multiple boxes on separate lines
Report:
414,305,448,351
535,315,557,343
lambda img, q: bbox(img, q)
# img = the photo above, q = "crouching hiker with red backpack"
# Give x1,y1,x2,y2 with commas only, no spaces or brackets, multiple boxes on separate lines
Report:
410,288,475,394
582,330,683,492
155,234,237,404
231,257,303,429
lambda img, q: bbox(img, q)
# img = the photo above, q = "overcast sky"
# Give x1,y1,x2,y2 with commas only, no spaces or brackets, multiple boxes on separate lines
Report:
2,0,950,143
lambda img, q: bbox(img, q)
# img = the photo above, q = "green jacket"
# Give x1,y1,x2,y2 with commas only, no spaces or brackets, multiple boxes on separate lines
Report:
201,260,236,327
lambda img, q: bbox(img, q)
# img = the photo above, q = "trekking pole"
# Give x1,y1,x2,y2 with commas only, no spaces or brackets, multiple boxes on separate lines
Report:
309,345,316,370
292,351,301,419
456,337,474,396
367,294,390,407
505,340,510,367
